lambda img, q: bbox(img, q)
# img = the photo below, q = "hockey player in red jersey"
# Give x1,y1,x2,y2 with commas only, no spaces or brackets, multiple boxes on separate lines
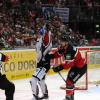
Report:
52,36,87,100
0,53,15,100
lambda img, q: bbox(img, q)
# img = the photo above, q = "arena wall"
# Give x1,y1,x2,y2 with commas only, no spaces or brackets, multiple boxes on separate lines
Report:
0,46,100,80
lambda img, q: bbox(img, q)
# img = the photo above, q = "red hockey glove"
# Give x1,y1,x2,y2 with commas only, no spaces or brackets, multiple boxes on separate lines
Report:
4,55,9,62
53,65,64,72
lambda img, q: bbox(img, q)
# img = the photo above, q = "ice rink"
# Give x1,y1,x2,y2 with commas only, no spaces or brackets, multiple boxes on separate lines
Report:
0,70,100,100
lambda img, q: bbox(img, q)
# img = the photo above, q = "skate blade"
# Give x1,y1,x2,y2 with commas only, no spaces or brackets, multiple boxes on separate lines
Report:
39,98,49,100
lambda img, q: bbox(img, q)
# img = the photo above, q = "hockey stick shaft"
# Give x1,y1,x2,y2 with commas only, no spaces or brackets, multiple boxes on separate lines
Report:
58,72,66,83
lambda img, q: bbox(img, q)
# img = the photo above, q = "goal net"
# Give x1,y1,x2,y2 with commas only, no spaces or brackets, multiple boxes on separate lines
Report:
74,50,100,90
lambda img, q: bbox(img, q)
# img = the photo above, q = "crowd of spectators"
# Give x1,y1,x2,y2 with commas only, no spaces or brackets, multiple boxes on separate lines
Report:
0,0,100,50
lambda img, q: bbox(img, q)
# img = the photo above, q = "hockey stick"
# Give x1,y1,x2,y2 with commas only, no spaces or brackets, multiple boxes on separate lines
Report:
51,64,66,83
51,62,66,83
51,64,67,89
57,72,67,90
58,71,88,90
58,71,66,83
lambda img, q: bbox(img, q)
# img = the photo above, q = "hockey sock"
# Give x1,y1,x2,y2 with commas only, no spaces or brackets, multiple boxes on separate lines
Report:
66,80,74,96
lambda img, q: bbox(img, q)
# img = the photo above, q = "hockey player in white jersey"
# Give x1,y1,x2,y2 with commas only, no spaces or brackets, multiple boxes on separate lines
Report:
30,23,52,100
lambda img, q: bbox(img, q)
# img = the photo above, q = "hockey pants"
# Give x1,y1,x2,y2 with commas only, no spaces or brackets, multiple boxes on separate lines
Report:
0,75,15,100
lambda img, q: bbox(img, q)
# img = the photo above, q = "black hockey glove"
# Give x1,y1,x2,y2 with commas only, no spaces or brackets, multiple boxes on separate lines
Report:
53,65,64,72
0,74,7,81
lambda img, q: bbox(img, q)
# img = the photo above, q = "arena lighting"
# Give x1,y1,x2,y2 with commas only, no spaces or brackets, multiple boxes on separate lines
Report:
96,24,99,28
95,24,100,33
96,30,99,33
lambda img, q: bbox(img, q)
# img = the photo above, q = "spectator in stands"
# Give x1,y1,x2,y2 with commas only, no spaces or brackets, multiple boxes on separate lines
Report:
0,0,99,50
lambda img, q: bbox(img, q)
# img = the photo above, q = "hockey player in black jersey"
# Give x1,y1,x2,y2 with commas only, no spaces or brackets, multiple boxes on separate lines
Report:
0,53,15,100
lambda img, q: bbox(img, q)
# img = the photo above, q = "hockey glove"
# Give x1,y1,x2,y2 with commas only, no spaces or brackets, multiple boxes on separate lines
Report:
4,55,9,62
0,74,7,81
53,65,64,72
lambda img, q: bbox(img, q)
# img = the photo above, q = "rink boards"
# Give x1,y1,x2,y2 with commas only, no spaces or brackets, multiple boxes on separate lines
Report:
0,46,100,80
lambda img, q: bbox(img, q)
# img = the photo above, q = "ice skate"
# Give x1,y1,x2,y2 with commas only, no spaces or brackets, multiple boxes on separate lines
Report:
63,93,74,100
33,94,39,100
38,93,49,100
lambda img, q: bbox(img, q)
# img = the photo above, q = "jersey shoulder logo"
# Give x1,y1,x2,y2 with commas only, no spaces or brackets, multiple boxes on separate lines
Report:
43,32,49,47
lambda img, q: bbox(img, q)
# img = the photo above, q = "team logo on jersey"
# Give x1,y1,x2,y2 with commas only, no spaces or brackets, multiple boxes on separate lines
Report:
65,54,71,60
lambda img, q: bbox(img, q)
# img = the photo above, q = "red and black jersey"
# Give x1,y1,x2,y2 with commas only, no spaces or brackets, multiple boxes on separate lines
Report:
51,44,86,69
59,44,86,69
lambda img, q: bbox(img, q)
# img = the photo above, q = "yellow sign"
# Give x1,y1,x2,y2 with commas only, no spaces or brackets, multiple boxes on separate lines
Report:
1,49,37,80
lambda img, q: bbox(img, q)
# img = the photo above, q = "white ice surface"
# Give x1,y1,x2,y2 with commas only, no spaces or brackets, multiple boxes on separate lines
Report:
0,72,100,100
